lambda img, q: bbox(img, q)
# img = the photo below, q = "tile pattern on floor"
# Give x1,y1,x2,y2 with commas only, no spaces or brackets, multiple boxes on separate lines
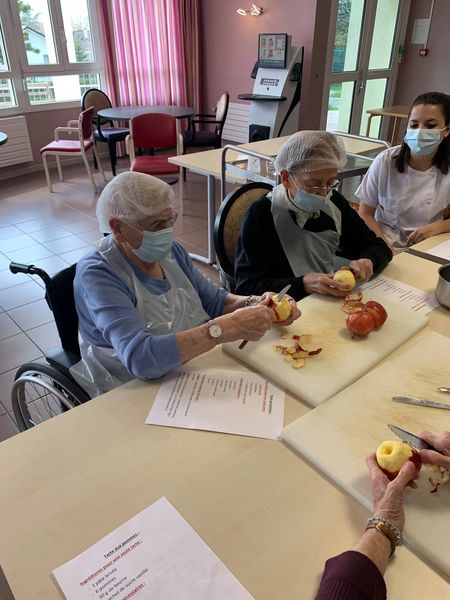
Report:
0,160,219,441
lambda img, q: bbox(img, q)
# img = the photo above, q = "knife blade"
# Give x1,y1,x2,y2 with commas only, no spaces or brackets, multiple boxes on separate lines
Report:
238,284,292,350
392,396,450,411
387,424,442,453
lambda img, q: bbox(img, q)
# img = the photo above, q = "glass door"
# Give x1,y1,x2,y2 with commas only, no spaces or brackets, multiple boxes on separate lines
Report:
322,0,410,139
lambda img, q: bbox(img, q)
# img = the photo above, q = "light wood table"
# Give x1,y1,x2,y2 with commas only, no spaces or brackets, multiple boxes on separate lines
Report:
365,105,409,145
1,346,449,598
169,134,384,265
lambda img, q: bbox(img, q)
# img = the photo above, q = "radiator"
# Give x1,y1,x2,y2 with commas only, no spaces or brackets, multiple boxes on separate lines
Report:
0,116,33,168
222,102,250,143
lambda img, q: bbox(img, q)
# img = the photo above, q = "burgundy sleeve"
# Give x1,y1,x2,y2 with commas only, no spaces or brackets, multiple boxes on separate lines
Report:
315,551,387,600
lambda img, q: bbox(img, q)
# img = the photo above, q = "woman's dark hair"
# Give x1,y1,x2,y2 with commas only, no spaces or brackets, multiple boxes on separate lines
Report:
394,91,450,174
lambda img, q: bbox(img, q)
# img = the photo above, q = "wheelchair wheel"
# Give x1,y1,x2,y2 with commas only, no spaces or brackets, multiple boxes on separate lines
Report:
12,362,89,431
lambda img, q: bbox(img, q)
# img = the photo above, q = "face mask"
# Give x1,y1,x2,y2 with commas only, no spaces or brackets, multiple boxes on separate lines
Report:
289,173,331,213
403,127,446,156
129,227,174,262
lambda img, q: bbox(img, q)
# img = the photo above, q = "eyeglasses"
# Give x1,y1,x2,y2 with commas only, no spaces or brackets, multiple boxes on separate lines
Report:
131,212,178,233
302,180,340,194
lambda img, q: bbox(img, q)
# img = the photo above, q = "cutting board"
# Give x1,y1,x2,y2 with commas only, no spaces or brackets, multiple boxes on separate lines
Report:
223,292,428,406
282,331,450,579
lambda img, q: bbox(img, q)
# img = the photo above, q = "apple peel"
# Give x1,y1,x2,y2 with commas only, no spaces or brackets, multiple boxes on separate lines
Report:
273,333,322,369
427,465,450,494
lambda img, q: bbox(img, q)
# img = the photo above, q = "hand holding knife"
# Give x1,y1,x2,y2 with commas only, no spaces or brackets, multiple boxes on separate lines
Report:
388,424,444,454
238,284,291,350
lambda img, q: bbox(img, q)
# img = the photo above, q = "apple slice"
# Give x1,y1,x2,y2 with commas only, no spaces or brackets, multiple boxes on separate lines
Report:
376,440,422,481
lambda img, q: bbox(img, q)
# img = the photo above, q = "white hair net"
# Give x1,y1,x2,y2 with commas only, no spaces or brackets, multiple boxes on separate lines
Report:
275,130,347,174
96,172,174,233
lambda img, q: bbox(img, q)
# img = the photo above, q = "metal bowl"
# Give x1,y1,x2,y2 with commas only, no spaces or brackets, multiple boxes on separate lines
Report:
435,264,450,309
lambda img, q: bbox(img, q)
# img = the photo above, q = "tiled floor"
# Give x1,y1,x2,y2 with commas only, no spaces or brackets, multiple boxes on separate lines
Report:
0,158,222,441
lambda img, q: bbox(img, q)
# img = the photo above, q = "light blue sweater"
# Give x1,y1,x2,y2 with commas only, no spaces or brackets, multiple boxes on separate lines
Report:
74,241,228,380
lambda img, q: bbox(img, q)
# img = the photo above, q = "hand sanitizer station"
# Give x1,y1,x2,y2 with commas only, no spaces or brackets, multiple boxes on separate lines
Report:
238,34,303,142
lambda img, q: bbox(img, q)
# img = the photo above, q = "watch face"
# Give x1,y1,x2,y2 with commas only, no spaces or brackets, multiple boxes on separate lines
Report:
209,322,223,338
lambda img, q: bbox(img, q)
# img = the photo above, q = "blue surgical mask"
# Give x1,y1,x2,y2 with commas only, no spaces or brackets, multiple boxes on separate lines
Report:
289,174,331,213
403,128,445,156
130,227,174,262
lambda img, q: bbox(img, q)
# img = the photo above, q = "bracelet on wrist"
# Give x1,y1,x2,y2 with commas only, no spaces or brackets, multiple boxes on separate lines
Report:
365,515,403,557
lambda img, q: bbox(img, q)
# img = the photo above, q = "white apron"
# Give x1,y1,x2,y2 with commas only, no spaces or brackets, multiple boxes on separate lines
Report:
270,184,342,276
70,236,209,397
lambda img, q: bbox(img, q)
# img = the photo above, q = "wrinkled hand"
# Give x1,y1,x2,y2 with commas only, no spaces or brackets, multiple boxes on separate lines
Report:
303,272,352,297
419,431,450,471
406,222,443,245
221,305,276,343
349,258,373,282
260,292,301,326
365,453,416,532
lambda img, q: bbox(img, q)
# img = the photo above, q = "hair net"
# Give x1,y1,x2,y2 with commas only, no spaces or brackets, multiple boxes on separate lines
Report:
96,171,174,233
275,130,347,174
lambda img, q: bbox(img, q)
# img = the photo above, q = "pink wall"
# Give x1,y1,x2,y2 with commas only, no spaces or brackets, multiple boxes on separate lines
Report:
394,0,450,106
200,0,328,132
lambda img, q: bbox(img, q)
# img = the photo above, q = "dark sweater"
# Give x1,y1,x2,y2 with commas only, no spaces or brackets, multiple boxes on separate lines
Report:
315,551,386,600
234,191,393,301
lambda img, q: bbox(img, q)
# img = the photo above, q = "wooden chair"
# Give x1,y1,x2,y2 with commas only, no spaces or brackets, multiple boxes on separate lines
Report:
128,113,183,212
180,92,229,153
40,107,105,193
82,88,129,176
214,182,273,291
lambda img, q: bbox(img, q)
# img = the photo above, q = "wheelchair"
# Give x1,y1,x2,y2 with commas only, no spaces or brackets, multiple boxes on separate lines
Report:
9,262,91,431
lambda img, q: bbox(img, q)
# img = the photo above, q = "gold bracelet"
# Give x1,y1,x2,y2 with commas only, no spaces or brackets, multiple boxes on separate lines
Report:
366,515,403,558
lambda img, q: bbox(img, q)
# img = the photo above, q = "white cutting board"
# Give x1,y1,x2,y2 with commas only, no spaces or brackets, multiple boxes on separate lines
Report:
282,331,450,579
223,292,428,406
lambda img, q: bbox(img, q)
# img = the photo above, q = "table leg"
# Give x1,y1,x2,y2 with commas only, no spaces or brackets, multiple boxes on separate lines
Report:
366,114,374,137
188,174,217,267
391,116,402,146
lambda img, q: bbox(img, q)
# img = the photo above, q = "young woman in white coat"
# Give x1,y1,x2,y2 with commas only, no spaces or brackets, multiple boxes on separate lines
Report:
357,91,450,252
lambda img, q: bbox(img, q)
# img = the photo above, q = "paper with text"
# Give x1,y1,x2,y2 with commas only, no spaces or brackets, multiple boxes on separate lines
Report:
426,239,450,261
53,497,254,600
146,368,284,439
360,274,439,314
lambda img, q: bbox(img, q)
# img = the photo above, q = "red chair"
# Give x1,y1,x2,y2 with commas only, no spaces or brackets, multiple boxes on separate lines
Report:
40,107,105,193
128,113,183,211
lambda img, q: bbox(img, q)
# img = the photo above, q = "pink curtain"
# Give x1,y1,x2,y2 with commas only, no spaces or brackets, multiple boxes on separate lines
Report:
97,0,201,110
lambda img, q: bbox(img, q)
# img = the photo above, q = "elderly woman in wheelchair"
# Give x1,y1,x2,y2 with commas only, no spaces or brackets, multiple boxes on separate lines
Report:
69,172,300,398
234,131,393,301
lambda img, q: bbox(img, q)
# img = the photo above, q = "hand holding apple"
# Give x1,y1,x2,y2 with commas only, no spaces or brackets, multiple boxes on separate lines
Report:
366,453,416,533
262,292,301,325
333,267,356,289
376,440,422,481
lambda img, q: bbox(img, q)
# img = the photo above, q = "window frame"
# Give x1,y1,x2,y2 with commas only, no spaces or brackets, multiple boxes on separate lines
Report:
0,0,103,115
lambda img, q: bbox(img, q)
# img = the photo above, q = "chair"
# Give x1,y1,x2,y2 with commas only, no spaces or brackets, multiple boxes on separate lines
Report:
180,92,229,154
214,181,273,291
40,107,105,193
82,88,130,176
9,261,91,431
128,112,183,211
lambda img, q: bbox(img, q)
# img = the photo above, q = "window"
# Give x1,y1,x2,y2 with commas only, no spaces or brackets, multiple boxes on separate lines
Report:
0,0,102,113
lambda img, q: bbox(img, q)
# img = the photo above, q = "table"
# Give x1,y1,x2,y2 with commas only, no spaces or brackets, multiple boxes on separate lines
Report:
1,345,449,599
365,105,409,145
169,134,385,265
97,105,195,156
0,132,8,146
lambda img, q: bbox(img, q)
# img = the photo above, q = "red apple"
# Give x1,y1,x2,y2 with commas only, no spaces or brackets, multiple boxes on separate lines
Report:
364,300,388,329
346,311,375,336
376,440,422,481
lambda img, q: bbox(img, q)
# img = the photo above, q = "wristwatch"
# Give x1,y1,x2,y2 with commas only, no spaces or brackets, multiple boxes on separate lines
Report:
207,320,223,344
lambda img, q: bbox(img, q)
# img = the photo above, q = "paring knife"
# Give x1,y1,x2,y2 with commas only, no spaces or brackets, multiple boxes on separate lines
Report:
388,424,442,453
392,396,450,411
238,283,292,350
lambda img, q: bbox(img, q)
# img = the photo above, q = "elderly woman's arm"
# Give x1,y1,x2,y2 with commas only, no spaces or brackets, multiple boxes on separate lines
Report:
336,193,393,274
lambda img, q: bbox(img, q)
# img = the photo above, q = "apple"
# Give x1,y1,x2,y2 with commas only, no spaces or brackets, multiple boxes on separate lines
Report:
346,310,375,336
333,268,356,289
268,296,292,322
364,300,388,329
376,440,422,481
